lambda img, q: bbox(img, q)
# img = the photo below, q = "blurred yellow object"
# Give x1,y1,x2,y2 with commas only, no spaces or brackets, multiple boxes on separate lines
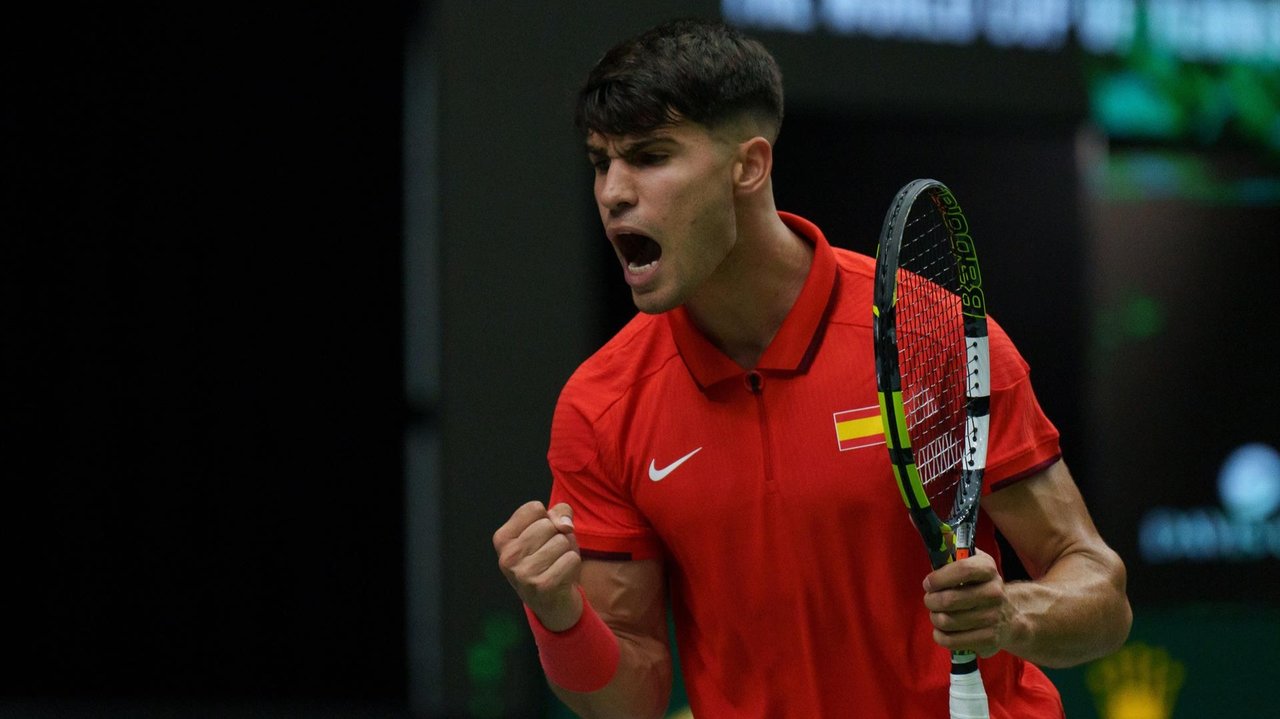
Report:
1086,643,1186,719
666,706,694,719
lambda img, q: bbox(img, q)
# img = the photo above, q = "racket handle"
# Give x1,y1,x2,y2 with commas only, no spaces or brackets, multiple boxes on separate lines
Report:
949,652,989,719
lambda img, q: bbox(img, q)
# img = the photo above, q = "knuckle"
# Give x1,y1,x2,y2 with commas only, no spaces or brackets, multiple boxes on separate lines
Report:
561,549,582,573
549,532,573,553
497,544,526,572
496,550,517,574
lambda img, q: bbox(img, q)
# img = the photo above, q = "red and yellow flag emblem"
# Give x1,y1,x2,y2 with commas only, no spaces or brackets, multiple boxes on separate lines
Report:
833,405,884,451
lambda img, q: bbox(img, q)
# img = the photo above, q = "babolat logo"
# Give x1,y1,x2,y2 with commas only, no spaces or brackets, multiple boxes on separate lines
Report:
932,188,985,317
1140,442,1280,562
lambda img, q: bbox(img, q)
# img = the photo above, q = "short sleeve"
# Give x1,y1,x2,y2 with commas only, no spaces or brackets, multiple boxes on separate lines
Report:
547,389,664,561
982,319,1062,493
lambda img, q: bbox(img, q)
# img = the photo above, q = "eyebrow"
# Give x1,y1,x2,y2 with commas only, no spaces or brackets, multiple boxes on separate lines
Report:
586,134,676,158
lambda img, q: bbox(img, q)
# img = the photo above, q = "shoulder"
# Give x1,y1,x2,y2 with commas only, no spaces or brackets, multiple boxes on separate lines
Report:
825,244,1031,389
559,312,680,413
828,246,876,329
831,245,877,279
549,313,681,471
986,315,1032,390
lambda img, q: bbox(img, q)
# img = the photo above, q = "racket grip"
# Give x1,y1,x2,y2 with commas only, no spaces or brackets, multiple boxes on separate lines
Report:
949,653,989,719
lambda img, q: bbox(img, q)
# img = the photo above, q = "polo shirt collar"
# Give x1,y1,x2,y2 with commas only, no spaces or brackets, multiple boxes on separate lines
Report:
668,211,838,388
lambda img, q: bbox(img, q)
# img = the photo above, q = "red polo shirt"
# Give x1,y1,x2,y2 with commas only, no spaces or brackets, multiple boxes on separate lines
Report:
548,213,1064,717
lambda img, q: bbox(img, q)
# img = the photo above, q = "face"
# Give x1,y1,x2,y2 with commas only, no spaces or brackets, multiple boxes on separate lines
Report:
586,120,741,314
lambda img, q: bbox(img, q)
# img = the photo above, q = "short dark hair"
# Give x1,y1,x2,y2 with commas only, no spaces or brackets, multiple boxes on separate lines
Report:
575,19,784,139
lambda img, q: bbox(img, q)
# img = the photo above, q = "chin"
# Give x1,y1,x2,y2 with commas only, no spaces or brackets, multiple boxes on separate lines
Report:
631,289,681,316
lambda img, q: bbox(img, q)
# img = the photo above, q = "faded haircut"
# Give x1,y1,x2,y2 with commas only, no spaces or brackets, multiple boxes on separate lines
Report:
575,18,784,140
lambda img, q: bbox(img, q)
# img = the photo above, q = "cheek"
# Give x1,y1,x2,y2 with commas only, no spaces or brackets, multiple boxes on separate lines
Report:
688,185,738,247
593,179,609,216
680,172,735,227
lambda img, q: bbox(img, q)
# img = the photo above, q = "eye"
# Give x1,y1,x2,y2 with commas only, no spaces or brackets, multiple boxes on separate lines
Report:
590,157,610,174
636,152,667,166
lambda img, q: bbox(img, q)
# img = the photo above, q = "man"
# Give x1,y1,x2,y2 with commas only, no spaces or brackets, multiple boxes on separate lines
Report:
493,18,1130,718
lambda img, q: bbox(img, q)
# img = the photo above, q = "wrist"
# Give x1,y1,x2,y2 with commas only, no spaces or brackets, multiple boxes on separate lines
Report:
1001,581,1036,654
524,586,620,693
529,584,585,632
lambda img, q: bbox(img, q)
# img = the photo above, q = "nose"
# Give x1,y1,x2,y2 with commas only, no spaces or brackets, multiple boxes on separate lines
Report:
597,162,637,213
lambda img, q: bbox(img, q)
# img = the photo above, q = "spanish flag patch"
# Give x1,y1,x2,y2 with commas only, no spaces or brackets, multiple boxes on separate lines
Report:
833,405,885,451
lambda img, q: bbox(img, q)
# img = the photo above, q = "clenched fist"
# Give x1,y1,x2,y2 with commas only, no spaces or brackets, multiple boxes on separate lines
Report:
494,501,583,631
922,549,1016,658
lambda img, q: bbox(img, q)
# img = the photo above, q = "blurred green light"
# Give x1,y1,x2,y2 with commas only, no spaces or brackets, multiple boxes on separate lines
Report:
1092,290,1168,363
466,611,522,714
1094,71,1183,138
1122,295,1165,339
482,612,519,646
467,643,504,683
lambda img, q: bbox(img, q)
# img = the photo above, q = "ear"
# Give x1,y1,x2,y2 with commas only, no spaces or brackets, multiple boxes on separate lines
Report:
732,136,773,196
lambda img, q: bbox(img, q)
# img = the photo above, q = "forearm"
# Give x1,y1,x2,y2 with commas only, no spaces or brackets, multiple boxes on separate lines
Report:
526,558,674,719
977,461,1134,667
549,630,673,719
1004,544,1132,668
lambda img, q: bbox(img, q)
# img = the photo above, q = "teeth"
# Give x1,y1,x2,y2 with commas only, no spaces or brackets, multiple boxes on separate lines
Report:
627,260,657,274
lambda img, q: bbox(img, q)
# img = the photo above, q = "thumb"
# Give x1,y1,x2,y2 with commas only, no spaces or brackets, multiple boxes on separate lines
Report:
547,502,575,533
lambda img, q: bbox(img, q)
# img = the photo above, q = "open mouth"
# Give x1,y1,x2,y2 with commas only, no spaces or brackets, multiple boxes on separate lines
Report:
617,233,662,273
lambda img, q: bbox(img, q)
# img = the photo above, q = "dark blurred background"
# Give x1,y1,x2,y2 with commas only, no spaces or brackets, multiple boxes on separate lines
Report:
4,1,1277,717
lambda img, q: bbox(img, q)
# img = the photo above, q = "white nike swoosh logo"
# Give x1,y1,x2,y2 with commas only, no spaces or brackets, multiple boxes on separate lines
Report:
648,447,703,482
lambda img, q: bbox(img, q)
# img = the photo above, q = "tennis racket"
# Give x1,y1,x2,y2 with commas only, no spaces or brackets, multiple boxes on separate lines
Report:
872,179,991,719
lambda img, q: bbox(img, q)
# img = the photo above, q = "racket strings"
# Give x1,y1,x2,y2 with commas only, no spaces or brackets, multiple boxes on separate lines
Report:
895,208,969,514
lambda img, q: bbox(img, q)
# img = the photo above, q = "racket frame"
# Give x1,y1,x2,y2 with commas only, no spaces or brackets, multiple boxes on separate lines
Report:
873,178,990,567
872,178,993,717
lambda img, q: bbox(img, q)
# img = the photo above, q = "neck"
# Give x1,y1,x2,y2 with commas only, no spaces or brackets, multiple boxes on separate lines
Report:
684,205,813,369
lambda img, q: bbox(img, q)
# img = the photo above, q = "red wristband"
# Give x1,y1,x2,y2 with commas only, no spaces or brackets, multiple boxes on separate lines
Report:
524,586,620,693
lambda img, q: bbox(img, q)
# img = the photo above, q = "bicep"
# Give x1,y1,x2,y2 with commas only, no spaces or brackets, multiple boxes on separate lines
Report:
579,558,668,646
983,460,1112,579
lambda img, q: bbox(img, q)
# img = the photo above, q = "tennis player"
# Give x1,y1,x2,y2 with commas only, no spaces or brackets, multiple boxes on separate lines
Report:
493,18,1131,718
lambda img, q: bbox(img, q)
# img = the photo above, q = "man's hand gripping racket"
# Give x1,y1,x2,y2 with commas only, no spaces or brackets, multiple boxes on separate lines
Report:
873,179,991,719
